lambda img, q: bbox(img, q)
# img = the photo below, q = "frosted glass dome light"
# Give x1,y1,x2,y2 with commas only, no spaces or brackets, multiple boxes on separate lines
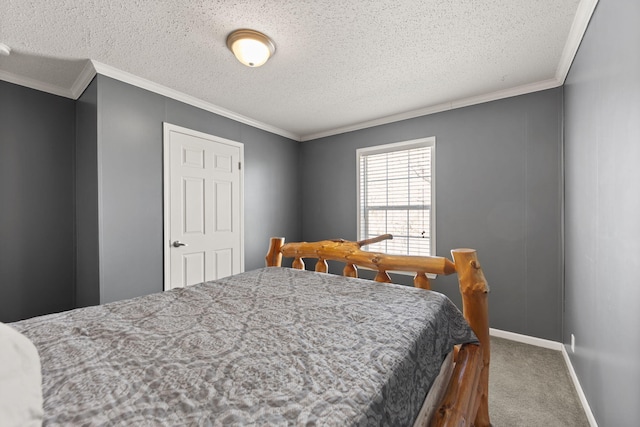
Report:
226,29,275,67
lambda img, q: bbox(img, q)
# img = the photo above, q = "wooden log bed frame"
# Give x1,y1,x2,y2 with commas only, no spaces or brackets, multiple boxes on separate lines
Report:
266,234,490,427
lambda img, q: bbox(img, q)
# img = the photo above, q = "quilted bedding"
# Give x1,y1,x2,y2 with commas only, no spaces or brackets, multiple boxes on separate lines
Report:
12,267,476,426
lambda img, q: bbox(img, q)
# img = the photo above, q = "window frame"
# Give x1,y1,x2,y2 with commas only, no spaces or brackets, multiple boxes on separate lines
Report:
356,137,436,265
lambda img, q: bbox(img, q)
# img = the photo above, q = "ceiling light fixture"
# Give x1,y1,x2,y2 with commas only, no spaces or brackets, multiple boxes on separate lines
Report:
226,29,275,67
0,43,11,56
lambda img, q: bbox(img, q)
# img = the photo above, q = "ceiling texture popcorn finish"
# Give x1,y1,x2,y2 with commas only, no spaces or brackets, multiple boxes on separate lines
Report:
0,0,596,141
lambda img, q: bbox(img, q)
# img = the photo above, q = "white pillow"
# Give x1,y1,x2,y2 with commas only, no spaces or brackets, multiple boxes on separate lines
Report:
0,322,44,427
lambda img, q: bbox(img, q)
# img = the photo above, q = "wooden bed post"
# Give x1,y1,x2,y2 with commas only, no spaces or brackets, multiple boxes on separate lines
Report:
265,237,285,267
451,249,490,427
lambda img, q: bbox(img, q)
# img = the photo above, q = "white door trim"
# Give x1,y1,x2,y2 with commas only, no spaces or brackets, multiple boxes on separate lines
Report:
162,122,245,290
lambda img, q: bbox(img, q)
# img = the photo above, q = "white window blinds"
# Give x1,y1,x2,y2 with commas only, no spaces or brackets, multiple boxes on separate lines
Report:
357,138,434,256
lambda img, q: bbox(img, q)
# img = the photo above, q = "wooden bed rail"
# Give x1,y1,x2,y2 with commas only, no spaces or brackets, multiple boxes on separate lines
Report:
265,235,456,289
265,235,491,427
428,343,484,426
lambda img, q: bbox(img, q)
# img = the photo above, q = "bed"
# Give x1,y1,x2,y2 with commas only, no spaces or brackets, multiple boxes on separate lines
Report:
6,235,490,426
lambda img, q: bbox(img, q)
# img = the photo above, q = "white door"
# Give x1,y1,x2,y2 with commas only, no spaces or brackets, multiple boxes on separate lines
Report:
163,123,244,290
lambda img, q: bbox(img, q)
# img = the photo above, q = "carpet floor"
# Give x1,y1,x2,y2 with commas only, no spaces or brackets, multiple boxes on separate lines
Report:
489,336,590,426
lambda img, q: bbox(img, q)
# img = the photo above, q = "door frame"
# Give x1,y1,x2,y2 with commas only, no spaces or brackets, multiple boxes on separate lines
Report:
162,122,245,290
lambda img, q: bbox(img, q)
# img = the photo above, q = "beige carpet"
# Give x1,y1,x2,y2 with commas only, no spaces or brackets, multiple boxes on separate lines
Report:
488,336,590,426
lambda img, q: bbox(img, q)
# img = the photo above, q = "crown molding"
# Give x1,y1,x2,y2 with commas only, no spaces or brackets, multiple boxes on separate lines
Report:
2,63,561,143
300,78,563,141
450,78,562,110
555,0,599,84
301,0,598,142
69,60,97,98
0,66,571,143
0,69,75,99
1,61,563,143
91,61,300,141
2,0,596,143
0,59,299,140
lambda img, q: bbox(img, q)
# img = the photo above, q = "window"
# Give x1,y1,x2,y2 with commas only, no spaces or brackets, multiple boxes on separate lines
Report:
357,137,435,257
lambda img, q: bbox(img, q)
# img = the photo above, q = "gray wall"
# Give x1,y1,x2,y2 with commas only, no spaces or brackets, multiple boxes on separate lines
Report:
564,0,640,424
75,78,100,307
300,89,563,341
94,75,301,303
0,81,76,322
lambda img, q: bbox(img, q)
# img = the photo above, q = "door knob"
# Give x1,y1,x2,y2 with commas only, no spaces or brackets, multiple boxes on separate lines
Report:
172,240,188,248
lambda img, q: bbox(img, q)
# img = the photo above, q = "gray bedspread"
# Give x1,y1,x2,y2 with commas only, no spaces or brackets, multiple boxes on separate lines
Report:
12,267,476,426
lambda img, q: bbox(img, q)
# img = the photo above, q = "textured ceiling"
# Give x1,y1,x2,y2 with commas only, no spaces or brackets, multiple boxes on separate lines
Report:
0,0,594,140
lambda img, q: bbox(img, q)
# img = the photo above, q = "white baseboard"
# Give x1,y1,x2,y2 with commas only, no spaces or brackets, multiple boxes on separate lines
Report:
489,328,597,426
561,345,598,427
489,328,563,350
